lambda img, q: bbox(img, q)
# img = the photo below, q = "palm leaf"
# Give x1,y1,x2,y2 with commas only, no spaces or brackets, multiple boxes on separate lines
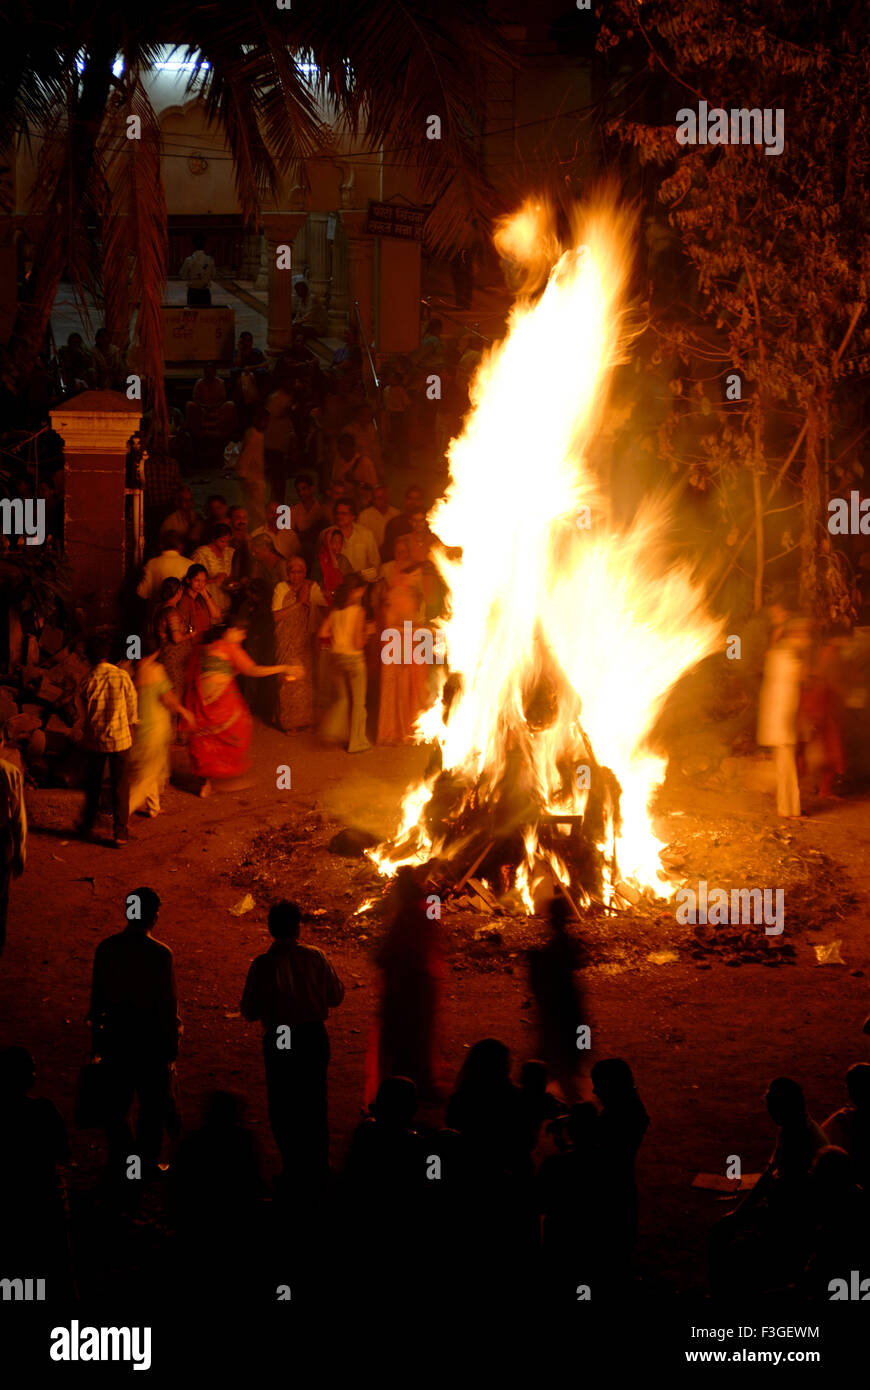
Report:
168,8,328,223
297,0,511,254
98,76,168,434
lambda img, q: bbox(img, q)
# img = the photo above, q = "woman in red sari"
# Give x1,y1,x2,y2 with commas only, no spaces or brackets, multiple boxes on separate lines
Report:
364,866,445,1106
184,619,302,796
314,525,351,604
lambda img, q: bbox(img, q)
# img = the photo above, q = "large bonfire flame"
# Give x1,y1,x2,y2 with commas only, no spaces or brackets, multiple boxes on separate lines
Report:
370,199,723,912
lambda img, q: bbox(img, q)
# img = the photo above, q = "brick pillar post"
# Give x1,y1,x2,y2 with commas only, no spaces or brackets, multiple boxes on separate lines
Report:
50,391,141,626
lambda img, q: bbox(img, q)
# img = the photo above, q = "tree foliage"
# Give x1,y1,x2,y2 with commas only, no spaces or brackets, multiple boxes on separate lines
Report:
604,0,870,619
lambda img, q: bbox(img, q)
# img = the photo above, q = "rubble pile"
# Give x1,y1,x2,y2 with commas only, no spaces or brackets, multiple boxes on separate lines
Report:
1,625,89,786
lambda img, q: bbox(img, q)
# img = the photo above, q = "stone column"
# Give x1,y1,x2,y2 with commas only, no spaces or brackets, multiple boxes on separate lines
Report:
328,217,350,330
241,230,265,283
253,235,269,292
341,211,374,348
262,212,308,356
306,211,331,307
293,221,309,277
50,391,142,626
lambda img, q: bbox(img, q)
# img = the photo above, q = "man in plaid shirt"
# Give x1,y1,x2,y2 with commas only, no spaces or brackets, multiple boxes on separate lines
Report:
76,632,138,847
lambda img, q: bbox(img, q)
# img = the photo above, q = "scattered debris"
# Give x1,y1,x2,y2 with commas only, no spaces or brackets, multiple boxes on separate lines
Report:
814,940,846,966
229,894,255,916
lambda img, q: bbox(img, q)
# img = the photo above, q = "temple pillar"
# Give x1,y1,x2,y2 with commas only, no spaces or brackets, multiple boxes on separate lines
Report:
293,220,309,278
341,212,374,348
306,211,331,307
328,216,350,330
262,211,308,355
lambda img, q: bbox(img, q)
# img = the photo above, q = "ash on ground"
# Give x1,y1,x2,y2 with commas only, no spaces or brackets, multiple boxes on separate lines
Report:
229,800,861,978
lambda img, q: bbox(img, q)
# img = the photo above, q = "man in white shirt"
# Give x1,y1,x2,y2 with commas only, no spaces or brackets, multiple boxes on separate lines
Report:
179,234,216,307
333,499,379,581
136,533,191,605
358,484,400,550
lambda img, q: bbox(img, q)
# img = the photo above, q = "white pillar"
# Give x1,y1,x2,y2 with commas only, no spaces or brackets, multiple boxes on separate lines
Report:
307,211,331,307
262,212,308,355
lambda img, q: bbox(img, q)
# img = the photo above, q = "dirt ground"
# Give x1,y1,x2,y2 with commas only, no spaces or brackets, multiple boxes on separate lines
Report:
4,722,870,1297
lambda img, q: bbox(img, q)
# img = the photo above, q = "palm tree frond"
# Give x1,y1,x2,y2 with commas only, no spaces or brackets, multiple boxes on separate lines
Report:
99,79,168,433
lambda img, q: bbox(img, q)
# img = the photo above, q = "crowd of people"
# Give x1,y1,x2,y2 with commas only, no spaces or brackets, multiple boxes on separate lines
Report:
89,467,445,822
3,867,868,1309
0,872,652,1306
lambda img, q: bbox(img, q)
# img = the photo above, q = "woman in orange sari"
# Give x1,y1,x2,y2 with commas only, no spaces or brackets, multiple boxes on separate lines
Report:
184,619,302,796
376,539,432,745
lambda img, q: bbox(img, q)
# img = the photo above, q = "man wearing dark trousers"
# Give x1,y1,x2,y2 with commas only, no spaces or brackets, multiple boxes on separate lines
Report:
76,631,137,847
241,900,344,1188
88,887,181,1189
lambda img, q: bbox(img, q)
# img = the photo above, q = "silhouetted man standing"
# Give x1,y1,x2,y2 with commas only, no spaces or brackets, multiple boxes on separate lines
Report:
241,900,344,1187
88,887,180,1186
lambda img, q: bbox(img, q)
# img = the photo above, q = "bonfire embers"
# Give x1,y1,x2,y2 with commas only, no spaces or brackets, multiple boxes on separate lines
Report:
374,684,626,913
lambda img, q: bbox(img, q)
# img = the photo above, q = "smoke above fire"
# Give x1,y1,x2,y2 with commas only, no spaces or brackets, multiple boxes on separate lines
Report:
372,198,724,910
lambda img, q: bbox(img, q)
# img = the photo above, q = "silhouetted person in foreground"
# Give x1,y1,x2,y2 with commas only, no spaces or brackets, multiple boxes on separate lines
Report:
710,1075,826,1296
168,1090,266,1301
169,1089,264,1232
591,1057,650,1289
345,1076,422,1191
446,1038,526,1177
519,1059,568,1171
823,1062,870,1191
537,1102,602,1297
0,1046,73,1298
799,1146,870,1299
527,894,586,1102
88,887,180,1189
241,900,344,1191
366,866,444,1106
446,1039,534,1296
342,1077,441,1306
